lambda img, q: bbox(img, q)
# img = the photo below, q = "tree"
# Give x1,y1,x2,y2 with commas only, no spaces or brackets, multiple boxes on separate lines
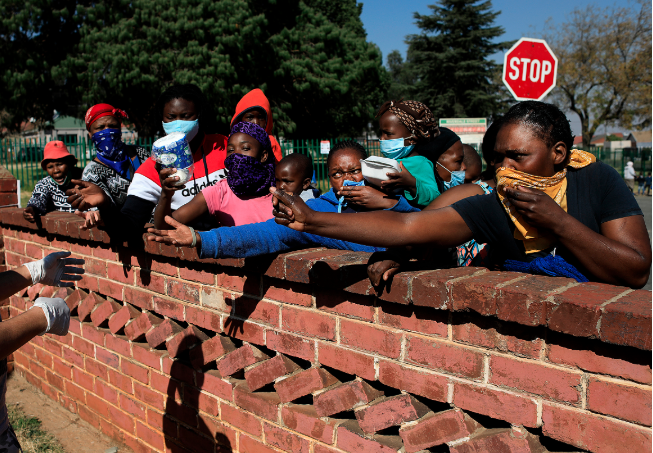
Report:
542,1,652,148
386,50,416,100
52,0,387,138
0,0,91,132
404,0,511,119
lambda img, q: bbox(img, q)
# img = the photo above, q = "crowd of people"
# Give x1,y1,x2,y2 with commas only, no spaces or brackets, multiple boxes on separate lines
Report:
22,85,651,289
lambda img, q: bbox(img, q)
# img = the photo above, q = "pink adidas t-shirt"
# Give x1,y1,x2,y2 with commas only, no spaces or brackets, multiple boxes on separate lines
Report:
202,179,273,227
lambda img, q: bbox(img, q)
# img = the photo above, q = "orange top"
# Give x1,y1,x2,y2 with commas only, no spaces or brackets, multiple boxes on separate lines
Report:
231,89,283,162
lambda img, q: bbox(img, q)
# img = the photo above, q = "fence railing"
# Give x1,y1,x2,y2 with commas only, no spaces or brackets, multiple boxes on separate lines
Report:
1,136,650,200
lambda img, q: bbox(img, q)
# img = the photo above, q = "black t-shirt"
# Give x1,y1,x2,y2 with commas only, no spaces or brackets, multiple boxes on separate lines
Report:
451,162,643,272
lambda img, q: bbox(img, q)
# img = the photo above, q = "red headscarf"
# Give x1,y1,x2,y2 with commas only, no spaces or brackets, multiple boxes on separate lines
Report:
84,103,129,131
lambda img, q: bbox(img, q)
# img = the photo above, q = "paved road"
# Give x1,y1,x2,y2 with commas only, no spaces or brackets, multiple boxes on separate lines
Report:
634,195,652,291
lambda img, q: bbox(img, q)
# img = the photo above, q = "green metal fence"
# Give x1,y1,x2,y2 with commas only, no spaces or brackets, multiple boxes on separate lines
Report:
0,136,650,203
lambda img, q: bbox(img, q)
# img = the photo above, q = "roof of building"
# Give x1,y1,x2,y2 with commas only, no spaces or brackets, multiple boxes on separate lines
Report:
54,116,85,129
627,130,652,143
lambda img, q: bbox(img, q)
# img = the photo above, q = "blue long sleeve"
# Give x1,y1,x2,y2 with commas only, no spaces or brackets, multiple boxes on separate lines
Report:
198,190,420,259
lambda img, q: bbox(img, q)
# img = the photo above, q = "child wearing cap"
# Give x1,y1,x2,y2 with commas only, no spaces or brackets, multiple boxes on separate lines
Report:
23,141,82,223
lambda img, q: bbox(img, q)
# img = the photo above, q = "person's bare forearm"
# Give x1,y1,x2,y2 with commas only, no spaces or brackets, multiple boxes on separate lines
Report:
153,192,174,230
0,308,48,360
0,267,33,301
552,215,650,287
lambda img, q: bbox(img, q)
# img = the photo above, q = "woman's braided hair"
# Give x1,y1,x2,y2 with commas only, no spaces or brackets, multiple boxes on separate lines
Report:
376,100,439,141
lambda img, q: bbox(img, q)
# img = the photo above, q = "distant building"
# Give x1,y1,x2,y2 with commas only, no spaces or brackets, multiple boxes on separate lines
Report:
626,131,652,148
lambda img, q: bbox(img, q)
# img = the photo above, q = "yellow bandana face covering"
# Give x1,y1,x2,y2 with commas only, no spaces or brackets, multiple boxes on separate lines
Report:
496,149,596,254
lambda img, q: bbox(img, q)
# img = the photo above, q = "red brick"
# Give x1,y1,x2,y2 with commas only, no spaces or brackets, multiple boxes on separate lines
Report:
152,296,184,320
85,357,108,380
121,359,150,384
281,404,339,444
182,386,219,415
199,286,228,312
378,302,448,337
316,290,375,321
264,422,310,453
275,367,339,403
85,257,107,277
165,325,209,358
266,330,315,361
52,356,72,379
145,318,184,348
65,381,86,403
98,279,123,301
86,392,110,418
549,283,629,338
239,436,278,453
452,381,538,428
107,262,134,284
547,335,651,385
46,369,64,391
400,409,479,453
185,305,221,332
340,319,402,358
220,403,262,437
43,337,62,356
406,336,484,380
96,346,120,369
244,355,300,391
489,355,581,403
65,289,88,315
179,264,216,285
314,380,383,417
131,344,165,371
189,335,236,369
495,276,573,326
600,290,652,350
222,318,265,345
34,347,53,369
233,382,281,421
230,295,279,327
124,286,154,310
92,244,116,261
449,428,539,453
108,304,141,334
337,420,404,453
77,274,99,294
263,278,313,307
78,292,104,322
166,278,200,304
218,270,261,295
125,312,163,342
199,370,236,401
281,306,336,340
108,368,134,394
67,341,89,365
217,344,269,377
136,421,165,451
120,394,147,422
90,297,122,327
357,394,430,434
108,404,135,432
542,402,652,453
94,379,119,405
148,256,178,276
26,283,43,301
81,323,105,346
133,381,164,410
412,268,488,310
452,312,543,358
72,367,95,392
378,361,448,402
78,405,100,429
197,415,238,449
450,272,524,316
587,377,651,425
318,342,376,380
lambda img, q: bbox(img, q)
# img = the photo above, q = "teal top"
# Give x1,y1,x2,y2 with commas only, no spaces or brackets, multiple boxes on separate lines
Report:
398,155,440,207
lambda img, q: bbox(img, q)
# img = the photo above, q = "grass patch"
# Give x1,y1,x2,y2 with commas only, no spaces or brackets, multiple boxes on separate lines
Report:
7,403,65,453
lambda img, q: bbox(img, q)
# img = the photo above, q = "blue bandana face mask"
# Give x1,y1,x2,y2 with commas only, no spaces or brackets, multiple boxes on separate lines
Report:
337,179,365,213
91,128,133,178
437,162,465,191
380,137,415,160
162,119,200,142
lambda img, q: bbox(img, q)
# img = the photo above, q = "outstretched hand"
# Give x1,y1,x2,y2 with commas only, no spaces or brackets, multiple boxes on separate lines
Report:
271,187,312,232
504,186,567,232
75,210,103,230
66,180,109,211
147,216,197,247
381,162,417,192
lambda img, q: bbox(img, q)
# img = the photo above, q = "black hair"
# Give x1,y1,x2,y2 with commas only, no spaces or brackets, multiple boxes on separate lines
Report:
157,84,218,133
278,153,313,180
327,140,367,167
462,144,482,172
502,101,573,150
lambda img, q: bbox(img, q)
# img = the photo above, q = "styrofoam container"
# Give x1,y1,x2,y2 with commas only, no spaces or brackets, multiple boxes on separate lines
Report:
152,132,195,185
360,156,401,186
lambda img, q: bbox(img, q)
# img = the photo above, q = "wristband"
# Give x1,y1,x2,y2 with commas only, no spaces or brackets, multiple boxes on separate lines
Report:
188,226,197,247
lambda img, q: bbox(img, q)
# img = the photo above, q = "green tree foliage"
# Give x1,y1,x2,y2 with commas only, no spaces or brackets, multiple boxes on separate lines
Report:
50,0,387,137
542,1,652,148
386,50,416,100
402,0,510,119
0,0,91,131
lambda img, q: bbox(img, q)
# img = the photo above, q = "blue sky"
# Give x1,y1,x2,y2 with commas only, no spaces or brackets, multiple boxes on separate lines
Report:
360,0,638,135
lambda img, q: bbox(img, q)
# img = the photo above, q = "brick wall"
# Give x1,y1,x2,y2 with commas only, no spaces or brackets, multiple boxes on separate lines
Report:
0,206,650,453
0,169,17,371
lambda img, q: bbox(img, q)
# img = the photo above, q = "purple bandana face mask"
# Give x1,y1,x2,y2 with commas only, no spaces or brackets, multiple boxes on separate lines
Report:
224,153,275,197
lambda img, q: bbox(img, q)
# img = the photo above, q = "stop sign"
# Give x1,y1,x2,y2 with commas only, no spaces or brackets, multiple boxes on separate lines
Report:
502,38,558,101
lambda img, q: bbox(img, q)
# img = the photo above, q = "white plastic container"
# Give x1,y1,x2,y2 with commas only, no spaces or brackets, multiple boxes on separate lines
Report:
151,132,195,185
360,156,401,186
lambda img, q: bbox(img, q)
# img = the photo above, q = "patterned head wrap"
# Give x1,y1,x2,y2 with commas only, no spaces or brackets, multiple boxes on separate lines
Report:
376,100,439,141
84,103,129,131
230,121,272,156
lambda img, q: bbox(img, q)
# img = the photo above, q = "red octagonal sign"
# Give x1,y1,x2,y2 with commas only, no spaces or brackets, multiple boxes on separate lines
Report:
502,37,558,101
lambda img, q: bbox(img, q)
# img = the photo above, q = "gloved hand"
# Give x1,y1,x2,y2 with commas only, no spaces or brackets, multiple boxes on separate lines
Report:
31,297,70,335
23,251,85,287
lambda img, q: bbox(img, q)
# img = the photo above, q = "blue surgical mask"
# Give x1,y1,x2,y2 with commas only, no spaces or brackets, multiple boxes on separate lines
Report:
437,162,465,191
380,137,415,160
337,179,365,213
162,119,200,141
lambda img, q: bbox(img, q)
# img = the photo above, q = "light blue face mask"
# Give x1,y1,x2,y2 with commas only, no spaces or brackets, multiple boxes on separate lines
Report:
437,162,465,191
379,137,415,160
337,179,365,213
162,119,200,141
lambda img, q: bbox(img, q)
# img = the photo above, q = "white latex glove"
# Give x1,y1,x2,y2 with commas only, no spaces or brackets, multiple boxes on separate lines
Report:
23,251,85,287
31,297,70,335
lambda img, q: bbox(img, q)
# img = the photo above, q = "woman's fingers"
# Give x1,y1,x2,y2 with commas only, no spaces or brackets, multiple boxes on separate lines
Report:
164,215,184,229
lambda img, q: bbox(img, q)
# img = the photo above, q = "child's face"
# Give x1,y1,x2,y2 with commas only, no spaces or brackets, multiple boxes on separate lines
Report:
436,142,466,182
328,149,364,193
227,133,268,163
379,111,415,145
275,163,310,197
241,109,267,129
46,160,70,184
